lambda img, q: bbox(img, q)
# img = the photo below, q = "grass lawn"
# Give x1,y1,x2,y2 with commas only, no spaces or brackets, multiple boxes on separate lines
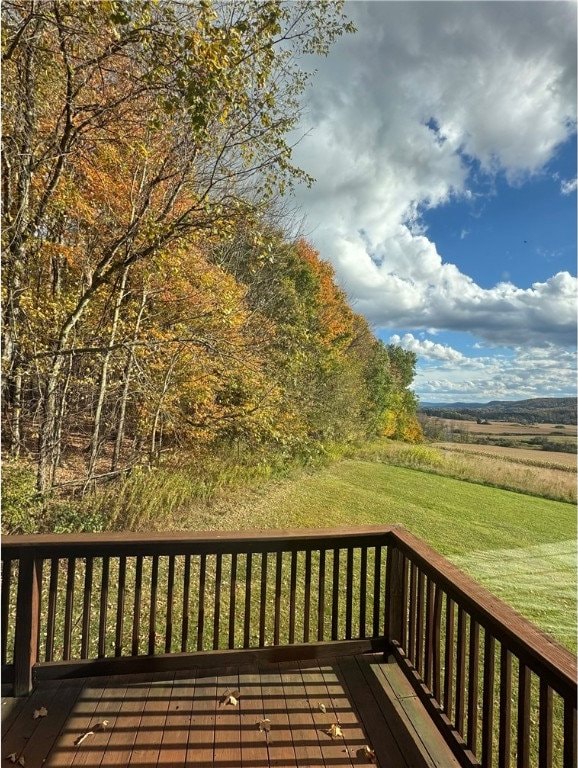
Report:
198,459,576,650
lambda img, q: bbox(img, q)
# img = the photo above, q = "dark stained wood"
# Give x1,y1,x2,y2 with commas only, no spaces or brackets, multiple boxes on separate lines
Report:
98,555,109,658
228,553,237,649
289,550,297,644
538,679,552,768
331,548,340,641
63,557,75,662
359,546,367,639
185,669,217,764
432,582,442,702
372,544,382,637
424,576,434,688
45,558,59,663
243,553,252,649
386,546,405,645
280,664,324,766
481,632,495,768
1,559,12,666
467,618,480,754
213,553,222,650
214,669,242,766
165,554,175,653
400,553,409,649
416,570,425,676
131,555,143,656
181,554,191,652
517,663,531,768
303,549,312,643
274,551,283,645
156,668,197,766
13,556,41,696
237,664,269,765
345,547,354,639
197,553,207,651
498,645,512,768
148,554,159,656
444,597,455,720
128,675,174,766
563,696,577,768
259,552,267,648
408,561,418,666
455,606,467,736
115,556,126,657
317,548,326,641
259,667,297,765
80,558,93,659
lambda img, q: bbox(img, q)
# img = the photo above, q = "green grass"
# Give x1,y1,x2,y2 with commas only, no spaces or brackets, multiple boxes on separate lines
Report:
190,459,576,651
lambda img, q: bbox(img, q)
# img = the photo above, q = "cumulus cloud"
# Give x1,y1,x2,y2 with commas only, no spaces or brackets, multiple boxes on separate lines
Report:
293,2,577,350
561,178,578,195
389,333,466,363
411,343,577,402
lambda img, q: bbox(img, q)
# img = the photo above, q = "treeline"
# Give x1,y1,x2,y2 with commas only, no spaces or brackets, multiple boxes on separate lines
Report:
420,398,576,425
2,0,421,494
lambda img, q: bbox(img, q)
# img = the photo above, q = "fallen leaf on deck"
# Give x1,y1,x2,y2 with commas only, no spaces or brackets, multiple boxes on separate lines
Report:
33,706,48,719
75,730,94,746
94,720,109,731
358,745,376,763
17,759,25,767
6,754,17,764
318,703,326,713
220,689,240,706
327,723,343,739
258,718,271,733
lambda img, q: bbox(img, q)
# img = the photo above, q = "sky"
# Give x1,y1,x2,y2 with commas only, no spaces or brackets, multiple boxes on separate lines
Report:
291,1,577,403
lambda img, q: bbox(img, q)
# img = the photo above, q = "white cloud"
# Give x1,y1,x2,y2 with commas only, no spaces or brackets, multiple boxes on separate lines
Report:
389,333,465,363
293,2,577,350
561,178,578,195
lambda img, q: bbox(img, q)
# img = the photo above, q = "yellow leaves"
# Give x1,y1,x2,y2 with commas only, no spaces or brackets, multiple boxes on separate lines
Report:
326,723,343,739
32,706,48,719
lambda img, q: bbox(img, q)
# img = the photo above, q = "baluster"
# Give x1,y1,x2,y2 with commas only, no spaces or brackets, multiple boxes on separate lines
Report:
400,555,409,650
538,680,552,768
317,549,326,641
1,559,12,666
289,551,297,644
181,555,191,652
81,558,93,658
165,555,175,653
63,557,76,660
345,548,353,639
243,553,252,648
115,556,126,657
213,553,222,650
303,550,311,643
467,618,480,754
408,562,417,665
498,646,512,768
331,548,340,640
132,556,143,655
482,632,495,768
443,597,455,718
372,545,382,637
228,554,237,649
148,555,159,655
259,552,267,647
45,558,58,662
415,571,425,675
432,583,442,701
359,547,367,639
563,696,577,768
455,606,466,735
98,556,109,658
197,554,206,651
424,577,434,687
517,663,531,768
273,551,282,645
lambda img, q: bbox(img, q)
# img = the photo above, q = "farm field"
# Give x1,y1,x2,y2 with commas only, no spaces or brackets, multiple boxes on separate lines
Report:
435,441,577,469
437,419,576,437
195,460,577,651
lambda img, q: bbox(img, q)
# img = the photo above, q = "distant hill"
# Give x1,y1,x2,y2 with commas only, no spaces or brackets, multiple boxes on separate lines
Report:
419,397,576,425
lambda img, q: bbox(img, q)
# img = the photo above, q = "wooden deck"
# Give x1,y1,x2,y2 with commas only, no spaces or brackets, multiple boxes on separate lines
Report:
2,652,460,768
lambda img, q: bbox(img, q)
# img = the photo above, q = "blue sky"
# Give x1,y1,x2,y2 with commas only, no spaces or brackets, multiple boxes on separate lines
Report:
292,1,577,403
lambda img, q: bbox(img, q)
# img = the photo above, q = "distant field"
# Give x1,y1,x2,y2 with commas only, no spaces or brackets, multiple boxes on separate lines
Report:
443,419,577,437
436,441,577,469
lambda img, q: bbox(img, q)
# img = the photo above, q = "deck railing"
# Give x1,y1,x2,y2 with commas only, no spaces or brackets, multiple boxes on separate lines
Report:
2,525,576,768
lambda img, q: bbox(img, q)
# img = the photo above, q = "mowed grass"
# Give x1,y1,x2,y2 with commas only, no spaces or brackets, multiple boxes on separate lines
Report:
195,460,576,651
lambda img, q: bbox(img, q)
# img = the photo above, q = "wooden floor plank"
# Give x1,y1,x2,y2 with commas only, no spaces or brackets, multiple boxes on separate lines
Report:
185,668,218,767
300,661,355,767
1,695,28,733
259,665,298,766
156,670,197,768
319,661,374,766
238,663,270,767
280,663,325,766
337,656,408,768
98,676,152,767
127,674,174,767
214,668,242,767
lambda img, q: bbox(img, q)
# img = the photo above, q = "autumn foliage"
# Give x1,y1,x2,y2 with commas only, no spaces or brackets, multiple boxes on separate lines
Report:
2,0,420,493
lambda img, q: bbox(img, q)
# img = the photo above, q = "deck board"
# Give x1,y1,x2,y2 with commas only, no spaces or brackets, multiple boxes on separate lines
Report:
2,652,462,768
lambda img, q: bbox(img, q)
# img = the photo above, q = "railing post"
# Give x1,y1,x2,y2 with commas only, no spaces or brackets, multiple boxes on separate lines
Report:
13,555,41,696
385,545,404,657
